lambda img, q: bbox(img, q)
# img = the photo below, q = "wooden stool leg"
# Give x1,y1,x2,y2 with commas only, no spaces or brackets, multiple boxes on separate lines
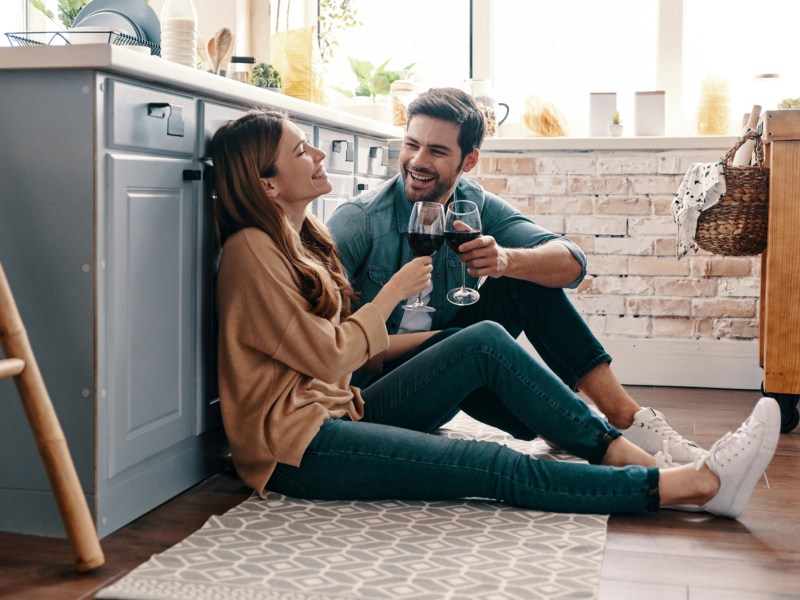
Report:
0,263,104,572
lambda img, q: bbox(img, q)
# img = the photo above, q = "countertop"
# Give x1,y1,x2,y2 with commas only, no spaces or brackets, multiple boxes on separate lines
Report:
0,44,405,138
0,44,738,152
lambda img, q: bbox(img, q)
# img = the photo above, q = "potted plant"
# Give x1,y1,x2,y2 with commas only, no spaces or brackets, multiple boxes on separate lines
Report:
609,110,623,136
28,0,90,29
335,57,414,103
249,63,282,92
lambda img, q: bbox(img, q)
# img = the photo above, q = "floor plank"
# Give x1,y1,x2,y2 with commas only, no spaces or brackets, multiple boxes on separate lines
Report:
0,386,797,599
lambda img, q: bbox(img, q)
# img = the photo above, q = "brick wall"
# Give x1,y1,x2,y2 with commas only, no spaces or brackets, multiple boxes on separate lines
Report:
467,148,762,348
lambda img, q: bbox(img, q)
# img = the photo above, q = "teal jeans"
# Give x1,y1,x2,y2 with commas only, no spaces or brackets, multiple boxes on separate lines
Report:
268,322,660,514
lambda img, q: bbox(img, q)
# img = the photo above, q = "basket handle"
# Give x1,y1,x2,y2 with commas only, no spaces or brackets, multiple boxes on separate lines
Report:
722,129,765,167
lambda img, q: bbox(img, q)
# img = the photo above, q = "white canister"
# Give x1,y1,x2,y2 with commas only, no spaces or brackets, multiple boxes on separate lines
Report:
589,92,617,137
635,91,665,136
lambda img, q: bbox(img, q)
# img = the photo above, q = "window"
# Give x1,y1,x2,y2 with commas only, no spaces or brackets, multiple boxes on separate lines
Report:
0,1,27,47
319,0,470,107
491,0,658,137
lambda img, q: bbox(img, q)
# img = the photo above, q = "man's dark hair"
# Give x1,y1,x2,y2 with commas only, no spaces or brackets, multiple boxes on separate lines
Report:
406,87,486,159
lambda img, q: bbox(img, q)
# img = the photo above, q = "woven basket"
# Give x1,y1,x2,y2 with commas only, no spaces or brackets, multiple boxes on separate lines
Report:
695,130,769,256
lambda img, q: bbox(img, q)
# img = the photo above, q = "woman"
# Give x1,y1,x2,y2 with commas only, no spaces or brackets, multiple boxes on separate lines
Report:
211,109,779,518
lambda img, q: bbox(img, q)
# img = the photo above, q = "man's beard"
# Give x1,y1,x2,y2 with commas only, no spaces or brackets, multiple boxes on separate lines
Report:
402,165,461,204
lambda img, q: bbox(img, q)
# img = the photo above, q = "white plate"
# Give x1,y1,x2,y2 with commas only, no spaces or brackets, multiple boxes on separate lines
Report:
71,11,140,39
73,0,160,45
69,25,125,44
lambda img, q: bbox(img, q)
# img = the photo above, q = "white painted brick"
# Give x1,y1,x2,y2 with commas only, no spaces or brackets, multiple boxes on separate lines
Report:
594,237,654,256
652,195,675,216
714,318,760,339
566,216,628,236
535,156,596,175
692,298,756,318
535,195,594,214
626,296,692,316
654,277,717,297
718,277,761,297
629,257,690,276
505,175,567,195
596,155,659,174
594,195,651,215
568,176,630,194
652,317,713,338
570,294,626,315
530,215,565,234
674,152,726,174
605,315,651,336
591,276,653,295
586,255,629,276
630,175,683,195
628,215,676,236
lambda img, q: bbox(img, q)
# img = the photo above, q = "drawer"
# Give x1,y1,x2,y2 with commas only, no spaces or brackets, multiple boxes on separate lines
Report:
316,172,354,222
356,135,389,178
317,127,355,174
107,79,196,155
354,175,390,197
200,100,249,159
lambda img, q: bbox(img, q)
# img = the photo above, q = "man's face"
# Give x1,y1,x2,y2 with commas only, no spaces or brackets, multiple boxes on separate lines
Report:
399,115,478,204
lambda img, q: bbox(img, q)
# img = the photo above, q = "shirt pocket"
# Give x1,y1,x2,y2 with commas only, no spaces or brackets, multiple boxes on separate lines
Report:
368,268,394,287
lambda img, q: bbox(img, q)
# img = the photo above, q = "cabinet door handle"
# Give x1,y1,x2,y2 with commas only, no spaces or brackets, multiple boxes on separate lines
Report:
183,169,202,181
147,102,185,137
369,146,388,166
332,140,354,163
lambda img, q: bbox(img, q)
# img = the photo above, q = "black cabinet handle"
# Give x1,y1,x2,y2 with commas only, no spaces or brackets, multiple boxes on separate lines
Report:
183,169,202,181
147,102,185,137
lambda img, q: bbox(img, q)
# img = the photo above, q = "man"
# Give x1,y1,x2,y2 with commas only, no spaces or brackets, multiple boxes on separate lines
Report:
327,87,703,462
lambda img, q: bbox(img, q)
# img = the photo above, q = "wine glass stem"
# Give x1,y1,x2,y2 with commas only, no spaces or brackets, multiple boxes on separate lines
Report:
460,262,467,291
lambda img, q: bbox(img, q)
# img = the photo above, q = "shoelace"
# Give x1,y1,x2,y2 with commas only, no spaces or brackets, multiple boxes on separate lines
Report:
692,416,758,471
648,412,700,449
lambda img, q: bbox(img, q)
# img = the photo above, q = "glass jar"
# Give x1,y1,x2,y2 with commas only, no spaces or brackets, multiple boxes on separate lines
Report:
390,79,417,127
229,56,255,83
697,77,731,135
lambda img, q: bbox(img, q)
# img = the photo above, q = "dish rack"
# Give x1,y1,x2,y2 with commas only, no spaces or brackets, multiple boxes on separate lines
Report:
5,31,161,56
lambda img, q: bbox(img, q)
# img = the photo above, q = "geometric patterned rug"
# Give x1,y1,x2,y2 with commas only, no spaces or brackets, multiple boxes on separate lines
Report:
97,412,608,600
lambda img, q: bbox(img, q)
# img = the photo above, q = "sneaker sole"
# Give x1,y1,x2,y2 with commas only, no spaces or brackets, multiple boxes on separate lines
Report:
709,397,781,519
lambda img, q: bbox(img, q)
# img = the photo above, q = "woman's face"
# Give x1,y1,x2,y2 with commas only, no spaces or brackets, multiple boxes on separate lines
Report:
264,121,332,213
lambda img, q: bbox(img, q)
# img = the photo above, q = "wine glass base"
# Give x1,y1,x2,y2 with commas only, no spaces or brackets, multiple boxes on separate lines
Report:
403,304,436,312
447,288,480,306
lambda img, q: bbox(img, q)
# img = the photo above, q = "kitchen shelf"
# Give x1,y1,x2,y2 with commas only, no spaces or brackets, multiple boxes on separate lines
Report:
5,31,160,56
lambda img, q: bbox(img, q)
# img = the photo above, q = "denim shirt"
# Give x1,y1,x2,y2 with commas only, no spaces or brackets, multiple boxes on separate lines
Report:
327,174,587,334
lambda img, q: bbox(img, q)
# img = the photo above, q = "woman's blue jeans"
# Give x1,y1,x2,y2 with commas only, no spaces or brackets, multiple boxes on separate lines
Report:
268,322,660,514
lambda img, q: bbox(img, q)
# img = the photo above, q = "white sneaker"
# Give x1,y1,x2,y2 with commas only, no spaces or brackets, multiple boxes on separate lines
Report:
701,397,780,519
622,407,705,463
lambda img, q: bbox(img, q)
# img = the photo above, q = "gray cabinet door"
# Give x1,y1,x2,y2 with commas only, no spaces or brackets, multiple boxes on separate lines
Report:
105,153,198,478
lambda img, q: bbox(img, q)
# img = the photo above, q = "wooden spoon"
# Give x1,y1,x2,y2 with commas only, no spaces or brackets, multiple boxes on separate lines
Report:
197,35,212,72
207,36,218,73
213,27,233,75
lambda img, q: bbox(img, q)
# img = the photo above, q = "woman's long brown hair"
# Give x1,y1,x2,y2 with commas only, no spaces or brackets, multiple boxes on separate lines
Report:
210,109,355,319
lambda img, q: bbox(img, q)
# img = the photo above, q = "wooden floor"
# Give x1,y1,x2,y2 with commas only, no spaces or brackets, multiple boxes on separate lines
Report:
0,386,798,600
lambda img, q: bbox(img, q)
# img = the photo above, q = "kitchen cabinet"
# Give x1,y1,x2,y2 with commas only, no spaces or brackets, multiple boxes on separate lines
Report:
355,135,391,197
317,126,356,222
0,47,397,539
760,110,800,431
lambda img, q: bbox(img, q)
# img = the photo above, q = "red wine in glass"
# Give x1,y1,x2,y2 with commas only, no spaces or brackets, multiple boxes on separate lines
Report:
445,200,482,306
409,232,445,257
404,202,445,312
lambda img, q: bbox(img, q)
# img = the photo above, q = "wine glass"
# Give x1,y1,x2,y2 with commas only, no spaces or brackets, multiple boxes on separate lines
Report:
403,201,445,312
445,200,482,306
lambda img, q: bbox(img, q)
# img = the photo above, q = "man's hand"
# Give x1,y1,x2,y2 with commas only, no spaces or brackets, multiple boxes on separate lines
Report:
458,235,509,279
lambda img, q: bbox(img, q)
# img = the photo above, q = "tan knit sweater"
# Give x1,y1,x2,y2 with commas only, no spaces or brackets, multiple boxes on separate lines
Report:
216,228,390,496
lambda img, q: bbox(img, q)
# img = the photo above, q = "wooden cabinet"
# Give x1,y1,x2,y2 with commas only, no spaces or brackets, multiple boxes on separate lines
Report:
760,110,800,432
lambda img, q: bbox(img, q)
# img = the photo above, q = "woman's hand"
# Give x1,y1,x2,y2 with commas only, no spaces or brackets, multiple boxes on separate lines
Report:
388,256,433,299
370,257,433,321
